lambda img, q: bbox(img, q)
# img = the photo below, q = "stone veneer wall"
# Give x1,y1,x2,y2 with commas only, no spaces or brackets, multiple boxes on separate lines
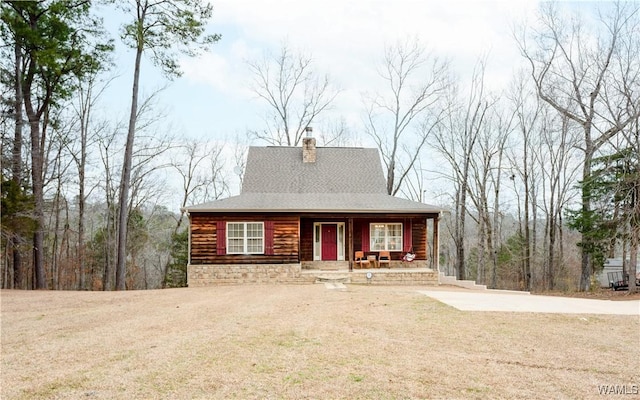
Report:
349,270,438,285
188,264,316,286
188,264,439,286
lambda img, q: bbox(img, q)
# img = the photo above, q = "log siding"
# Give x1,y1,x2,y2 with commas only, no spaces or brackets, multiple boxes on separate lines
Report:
189,212,437,266
190,214,299,265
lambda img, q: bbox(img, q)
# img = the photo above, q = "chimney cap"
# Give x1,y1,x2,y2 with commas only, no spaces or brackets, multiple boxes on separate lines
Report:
305,126,313,137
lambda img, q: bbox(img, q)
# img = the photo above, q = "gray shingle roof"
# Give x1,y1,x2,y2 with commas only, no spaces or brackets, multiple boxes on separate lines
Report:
242,146,387,193
185,145,442,214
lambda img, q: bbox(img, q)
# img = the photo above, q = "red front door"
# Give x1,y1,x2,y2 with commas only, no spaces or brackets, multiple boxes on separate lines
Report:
321,224,338,260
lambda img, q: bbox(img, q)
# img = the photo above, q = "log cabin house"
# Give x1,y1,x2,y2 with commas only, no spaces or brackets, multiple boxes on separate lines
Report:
184,133,443,286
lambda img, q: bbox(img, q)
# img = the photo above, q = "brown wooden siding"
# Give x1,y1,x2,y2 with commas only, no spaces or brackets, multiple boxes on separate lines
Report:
273,220,299,256
190,212,437,265
412,219,427,260
190,213,299,265
300,219,313,261
190,214,217,264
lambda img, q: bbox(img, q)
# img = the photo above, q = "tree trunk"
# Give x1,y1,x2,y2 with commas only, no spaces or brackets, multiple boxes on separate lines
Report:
25,102,46,289
455,179,467,281
478,208,486,284
51,190,61,290
12,40,24,289
523,145,532,291
548,213,556,290
78,159,86,289
115,44,143,291
491,145,504,289
77,79,91,290
628,165,639,293
580,142,594,291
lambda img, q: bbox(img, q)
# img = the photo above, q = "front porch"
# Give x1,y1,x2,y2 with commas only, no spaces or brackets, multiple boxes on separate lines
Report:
300,214,440,271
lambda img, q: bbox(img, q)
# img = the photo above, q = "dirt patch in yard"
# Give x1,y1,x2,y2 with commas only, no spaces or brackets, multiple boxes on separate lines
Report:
2,285,639,399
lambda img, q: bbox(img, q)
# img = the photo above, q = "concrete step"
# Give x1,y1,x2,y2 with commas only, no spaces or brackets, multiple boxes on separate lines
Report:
314,274,351,284
439,272,487,290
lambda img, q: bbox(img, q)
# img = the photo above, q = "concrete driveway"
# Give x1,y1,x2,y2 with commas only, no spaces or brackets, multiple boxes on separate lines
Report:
419,290,640,315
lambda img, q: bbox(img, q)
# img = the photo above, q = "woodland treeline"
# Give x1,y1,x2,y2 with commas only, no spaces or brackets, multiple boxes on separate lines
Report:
1,1,638,291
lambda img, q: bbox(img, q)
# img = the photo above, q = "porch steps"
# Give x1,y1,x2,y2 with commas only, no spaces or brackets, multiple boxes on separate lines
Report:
314,273,351,284
439,272,487,290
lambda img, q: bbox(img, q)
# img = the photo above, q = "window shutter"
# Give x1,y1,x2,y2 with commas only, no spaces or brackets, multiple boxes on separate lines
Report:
217,221,226,255
403,221,412,252
265,221,274,255
362,223,370,252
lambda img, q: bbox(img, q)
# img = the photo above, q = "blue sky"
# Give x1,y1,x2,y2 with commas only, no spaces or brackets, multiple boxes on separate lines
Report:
97,0,545,145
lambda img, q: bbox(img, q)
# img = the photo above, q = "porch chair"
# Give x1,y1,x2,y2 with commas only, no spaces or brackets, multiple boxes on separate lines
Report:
354,251,370,269
378,251,391,268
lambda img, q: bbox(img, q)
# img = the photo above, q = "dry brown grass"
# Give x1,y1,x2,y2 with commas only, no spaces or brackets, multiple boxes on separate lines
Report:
1,285,638,399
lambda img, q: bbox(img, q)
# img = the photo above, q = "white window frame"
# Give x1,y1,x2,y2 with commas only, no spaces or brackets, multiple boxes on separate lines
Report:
370,223,403,251
226,222,264,254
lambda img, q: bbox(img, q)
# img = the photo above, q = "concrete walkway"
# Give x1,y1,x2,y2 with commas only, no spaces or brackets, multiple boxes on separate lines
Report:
419,290,640,315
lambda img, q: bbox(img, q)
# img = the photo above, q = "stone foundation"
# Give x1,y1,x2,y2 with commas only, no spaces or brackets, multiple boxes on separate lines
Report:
348,269,438,285
188,264,439,286
188,264,315,286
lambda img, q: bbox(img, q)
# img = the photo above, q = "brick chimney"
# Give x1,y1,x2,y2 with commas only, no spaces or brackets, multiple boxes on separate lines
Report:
302,126,316,163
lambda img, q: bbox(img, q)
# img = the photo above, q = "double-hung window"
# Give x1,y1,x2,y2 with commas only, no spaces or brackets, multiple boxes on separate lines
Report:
227,222,264,254
370,223,402,251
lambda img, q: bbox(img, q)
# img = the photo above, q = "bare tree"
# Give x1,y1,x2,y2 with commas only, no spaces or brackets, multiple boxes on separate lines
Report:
612,22,640,293
231,133,248,193
538,112,582,290
466,103,512,287
517,1,640,290
625,124,639,293
505,71,583,291
431,58,488,281
96,123,121,290
67,72,113,289
247,44,340,146
316,117,351,147
505,73,542,290
46,113,75,289
163,138,230,287
365,38,450,196
400,157,428,202
171,140,210,232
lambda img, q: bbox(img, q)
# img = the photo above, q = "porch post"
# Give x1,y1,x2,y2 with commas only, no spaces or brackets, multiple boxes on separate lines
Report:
187,213,192,265
424,216,429,268
348,217,354,271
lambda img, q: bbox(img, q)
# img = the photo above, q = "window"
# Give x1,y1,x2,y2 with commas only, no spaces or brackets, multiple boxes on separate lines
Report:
227,222,264,254
370,223,402,251
314,224,321,260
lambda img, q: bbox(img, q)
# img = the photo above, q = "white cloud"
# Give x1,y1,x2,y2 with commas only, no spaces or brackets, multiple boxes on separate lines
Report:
178,0,543,139
180,52,230,92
